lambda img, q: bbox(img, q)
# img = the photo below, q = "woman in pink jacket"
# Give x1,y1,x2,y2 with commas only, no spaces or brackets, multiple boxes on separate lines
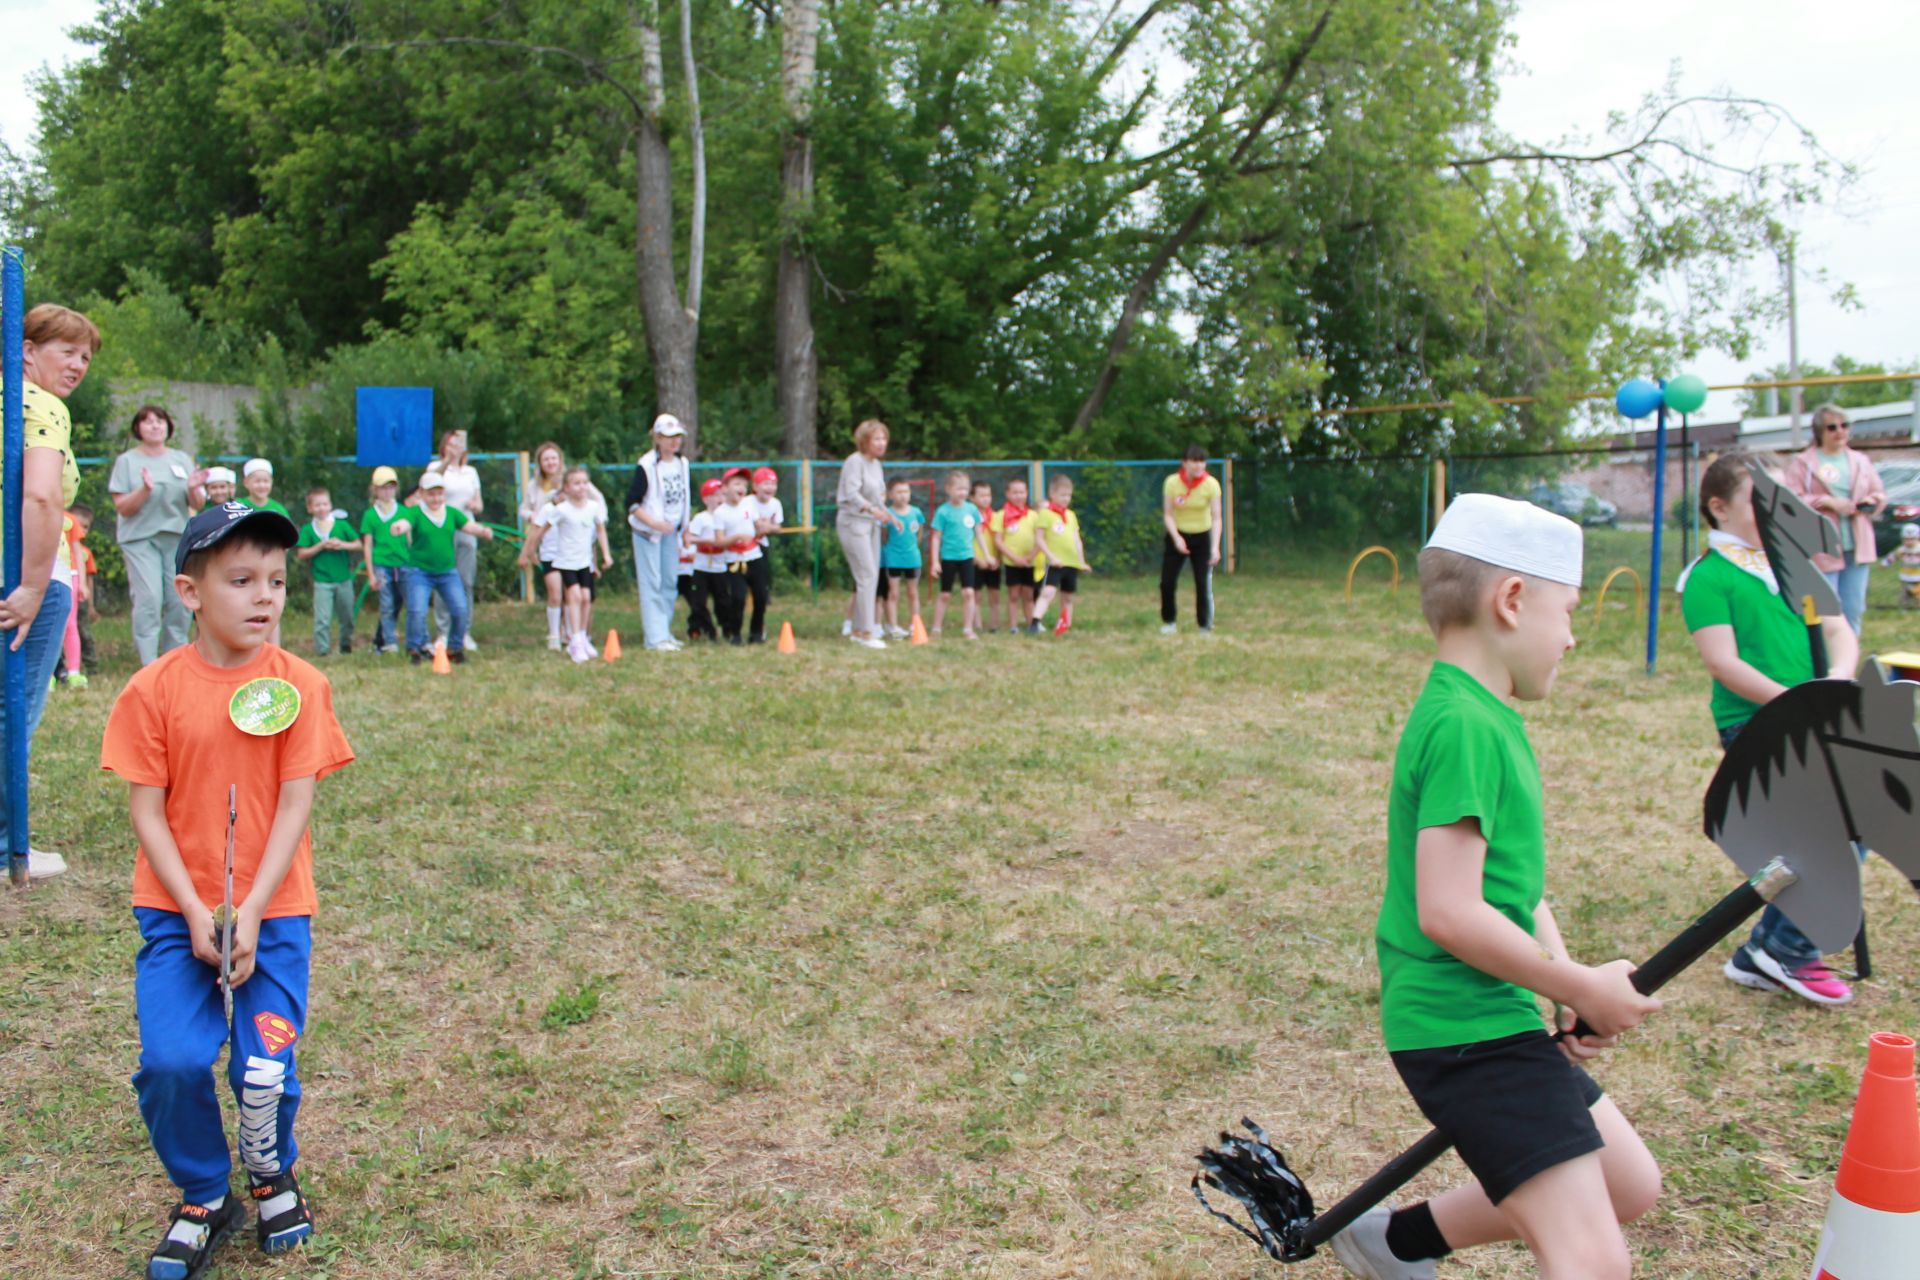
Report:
1787,402,1886,634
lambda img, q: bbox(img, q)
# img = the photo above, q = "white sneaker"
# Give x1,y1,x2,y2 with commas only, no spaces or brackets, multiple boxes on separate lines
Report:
568,634,592,664
547,634,563,651
463,634,479,651
26,849,68,880
851,633,887,650
1160,623,1177,635
885,625,909,639
584,636,600,657
1331,1205,1435,1280
841,619,854,637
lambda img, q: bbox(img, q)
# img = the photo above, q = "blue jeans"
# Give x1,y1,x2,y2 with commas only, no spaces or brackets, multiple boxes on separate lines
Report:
133,909,311,1201
374,565,409,651
632,529,681,648
1823,562,1870,635
1719,720,1865,966
406,569,468,654
1,578,72,856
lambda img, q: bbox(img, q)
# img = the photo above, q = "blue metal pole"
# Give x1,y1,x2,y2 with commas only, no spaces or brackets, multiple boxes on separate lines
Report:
3,247,28,883
1645,382,1669,675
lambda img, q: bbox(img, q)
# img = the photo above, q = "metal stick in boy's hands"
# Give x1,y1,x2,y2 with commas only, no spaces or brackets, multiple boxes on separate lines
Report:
215,784,236,1024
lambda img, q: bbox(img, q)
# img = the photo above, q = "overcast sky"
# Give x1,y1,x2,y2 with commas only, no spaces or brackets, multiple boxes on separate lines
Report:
4,0,1915,422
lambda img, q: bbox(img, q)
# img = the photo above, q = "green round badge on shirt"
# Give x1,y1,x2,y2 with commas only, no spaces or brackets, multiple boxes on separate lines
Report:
229,678,301,736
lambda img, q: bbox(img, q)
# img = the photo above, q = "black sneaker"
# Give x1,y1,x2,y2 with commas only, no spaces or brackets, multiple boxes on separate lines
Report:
1722,943,1785,994
747,634,765,645
449,650,465,664
250,1170,315,1254
409,650,424,665
340,642,353,654
147,1196,245,1280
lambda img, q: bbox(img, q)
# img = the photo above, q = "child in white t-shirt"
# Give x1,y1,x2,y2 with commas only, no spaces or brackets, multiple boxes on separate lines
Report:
524,467,612,663
740,467,785,644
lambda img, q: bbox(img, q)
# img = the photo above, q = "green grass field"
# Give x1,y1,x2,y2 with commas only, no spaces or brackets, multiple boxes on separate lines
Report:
3,560,1918,1279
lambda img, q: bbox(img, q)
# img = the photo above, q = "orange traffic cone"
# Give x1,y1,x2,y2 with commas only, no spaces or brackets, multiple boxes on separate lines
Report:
1810,1032,1920,1278
776,621,797,654
431,637,452,674
603,629,622,662
910,615,930,644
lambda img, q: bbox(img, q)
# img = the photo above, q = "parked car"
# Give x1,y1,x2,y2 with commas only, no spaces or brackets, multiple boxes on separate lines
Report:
1524,482,1619,527
1871,463,1920,558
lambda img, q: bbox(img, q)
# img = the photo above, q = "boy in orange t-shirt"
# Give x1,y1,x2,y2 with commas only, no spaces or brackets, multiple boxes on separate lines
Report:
101,502,354,1279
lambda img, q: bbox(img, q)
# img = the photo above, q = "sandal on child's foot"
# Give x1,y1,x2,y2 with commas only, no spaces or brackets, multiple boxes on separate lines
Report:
250,1171,315,1254
148,1197,245,1280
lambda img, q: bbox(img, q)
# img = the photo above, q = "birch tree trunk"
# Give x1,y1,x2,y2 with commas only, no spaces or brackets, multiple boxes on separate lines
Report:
776,0,821,458
631,1,704,449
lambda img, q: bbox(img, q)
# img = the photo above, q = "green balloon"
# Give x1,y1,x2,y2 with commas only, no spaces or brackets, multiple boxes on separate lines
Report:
1664,373,1708,415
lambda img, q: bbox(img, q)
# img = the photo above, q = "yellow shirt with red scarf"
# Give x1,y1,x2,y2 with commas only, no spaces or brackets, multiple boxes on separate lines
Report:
993,504,1040,582
972,501,1000,566
1164,469,1221,535
1034,502,1087,572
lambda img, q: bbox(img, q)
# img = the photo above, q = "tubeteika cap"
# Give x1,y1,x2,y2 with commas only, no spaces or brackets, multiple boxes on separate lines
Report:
1425,493,1583,587
204,466,237,487
242,458,273,479
175,502,298,574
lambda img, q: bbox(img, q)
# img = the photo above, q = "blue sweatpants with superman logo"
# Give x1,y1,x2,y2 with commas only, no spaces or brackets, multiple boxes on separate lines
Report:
132,909,311,1204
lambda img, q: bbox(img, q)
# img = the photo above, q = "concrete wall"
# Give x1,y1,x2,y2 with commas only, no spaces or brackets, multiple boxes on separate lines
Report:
106,379,319,455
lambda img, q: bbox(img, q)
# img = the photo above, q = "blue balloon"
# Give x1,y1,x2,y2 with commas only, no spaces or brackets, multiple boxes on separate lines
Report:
1615,377,1663,420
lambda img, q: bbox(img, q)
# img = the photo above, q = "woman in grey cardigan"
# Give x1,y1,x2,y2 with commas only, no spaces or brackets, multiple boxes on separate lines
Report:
108,404,205,663
836,419,902,649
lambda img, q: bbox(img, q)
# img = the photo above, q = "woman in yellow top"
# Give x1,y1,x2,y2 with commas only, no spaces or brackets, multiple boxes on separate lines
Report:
1159,444,1221,633
0,303,100,880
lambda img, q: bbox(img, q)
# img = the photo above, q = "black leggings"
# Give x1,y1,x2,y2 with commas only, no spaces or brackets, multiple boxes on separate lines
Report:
743,555,772,639
1161,532,1214,627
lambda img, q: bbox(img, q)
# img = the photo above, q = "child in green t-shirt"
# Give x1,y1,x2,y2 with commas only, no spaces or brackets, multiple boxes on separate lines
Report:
1680,451,1859,1006
295,485,364,656
240,459,291,517
1334,494,1662,1280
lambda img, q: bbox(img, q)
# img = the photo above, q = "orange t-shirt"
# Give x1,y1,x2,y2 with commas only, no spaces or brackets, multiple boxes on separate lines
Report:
101,644,355,918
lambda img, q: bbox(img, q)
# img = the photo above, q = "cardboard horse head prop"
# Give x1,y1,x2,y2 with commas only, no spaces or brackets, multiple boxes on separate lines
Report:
1747,460,1842,618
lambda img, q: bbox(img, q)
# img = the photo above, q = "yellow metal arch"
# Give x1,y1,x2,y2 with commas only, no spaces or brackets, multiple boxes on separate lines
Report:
1593,565,1644,627
1345,546,1401,603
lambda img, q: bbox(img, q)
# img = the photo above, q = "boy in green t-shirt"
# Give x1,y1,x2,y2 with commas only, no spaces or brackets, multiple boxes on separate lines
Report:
240,459,291,518
1334,494,1661,1280
358,466,412,655
295,485,363,657
1680,451,1858,1006
401,472,495,663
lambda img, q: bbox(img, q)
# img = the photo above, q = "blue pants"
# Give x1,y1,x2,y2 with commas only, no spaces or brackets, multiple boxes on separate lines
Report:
406,568,467,654
133,908,311,1203
1720,721,1865,966
632,529,681,648
373,566,409,651
1,579,71,855
1823,563,1870,635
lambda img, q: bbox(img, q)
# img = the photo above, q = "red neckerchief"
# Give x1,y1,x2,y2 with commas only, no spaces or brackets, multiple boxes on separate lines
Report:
1000,502,1029,528
1175,466,1209,498
1045,501,1071,520
974,499,993,523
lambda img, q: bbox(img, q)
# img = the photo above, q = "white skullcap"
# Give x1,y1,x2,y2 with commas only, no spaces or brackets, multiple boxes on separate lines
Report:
242,458,273,478
204,466,237,486
1426,493,1583,587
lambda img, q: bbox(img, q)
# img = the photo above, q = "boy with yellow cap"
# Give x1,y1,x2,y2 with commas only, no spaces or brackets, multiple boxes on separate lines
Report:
358,467,412,655
1332,494,1662,1280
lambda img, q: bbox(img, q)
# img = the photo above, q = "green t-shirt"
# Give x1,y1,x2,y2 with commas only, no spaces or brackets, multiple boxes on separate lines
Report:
1377,662,1547,1052
1680,549,1815,728
359,502,413,569
408,504,469,573
240,495,292,519
297,514,359,584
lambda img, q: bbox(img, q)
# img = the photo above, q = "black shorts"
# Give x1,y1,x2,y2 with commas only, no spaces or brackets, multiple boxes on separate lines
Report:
975,564,1002,589
538,560,556,577
1042,565,1080,592
873,568,891,599
1390,1030,1604,1204
1004,566,1034,592
886,565,919,581
559,567,597,591
939,560,978,592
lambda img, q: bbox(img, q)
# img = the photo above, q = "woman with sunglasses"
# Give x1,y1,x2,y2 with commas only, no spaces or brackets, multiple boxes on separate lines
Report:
1788,403,1886,634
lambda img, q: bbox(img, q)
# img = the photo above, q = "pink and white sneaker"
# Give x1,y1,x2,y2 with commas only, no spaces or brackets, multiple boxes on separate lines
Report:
1747,947,1853,1005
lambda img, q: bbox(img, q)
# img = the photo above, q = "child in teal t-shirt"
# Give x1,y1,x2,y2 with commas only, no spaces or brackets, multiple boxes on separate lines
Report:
927,471,980,638
295,485,362,656
1338,494,1661,1280
1681,452,1858,1006
880,479,926,639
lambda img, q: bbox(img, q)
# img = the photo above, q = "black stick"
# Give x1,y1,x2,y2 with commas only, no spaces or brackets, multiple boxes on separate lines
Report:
1295,860,1796,1253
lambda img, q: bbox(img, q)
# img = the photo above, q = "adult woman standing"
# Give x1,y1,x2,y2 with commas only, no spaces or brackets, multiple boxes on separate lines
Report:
422,428,484,648
836,419,902,650
109,403,204,664
1159,443,1222,634
1788,403,1885,635
625,414,692,652
1,305,99,879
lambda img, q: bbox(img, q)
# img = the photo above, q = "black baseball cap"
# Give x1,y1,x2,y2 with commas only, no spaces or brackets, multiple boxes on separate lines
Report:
175,501,299,573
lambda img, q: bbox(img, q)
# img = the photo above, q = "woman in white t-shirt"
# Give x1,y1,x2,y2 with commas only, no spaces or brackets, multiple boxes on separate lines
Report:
421,429,484,647
523,467,612,663
520,440,608,650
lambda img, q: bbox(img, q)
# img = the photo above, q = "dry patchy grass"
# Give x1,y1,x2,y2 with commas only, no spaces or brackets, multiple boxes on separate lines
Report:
2,563,1917,1279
